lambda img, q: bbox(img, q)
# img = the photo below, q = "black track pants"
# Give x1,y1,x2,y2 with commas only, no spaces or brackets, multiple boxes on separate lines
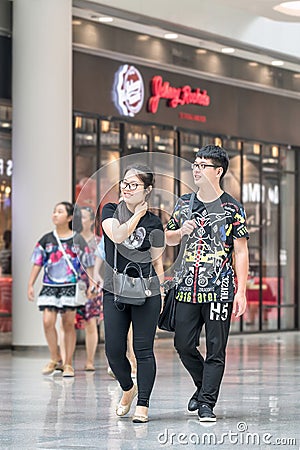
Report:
174,301,233,408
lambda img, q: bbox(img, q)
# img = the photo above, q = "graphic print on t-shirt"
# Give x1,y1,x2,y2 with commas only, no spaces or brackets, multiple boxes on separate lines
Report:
167,192,249,304
122,227,146,249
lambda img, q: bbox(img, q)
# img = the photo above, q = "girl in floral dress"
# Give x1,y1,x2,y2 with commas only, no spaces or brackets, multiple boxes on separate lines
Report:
27,202,94,377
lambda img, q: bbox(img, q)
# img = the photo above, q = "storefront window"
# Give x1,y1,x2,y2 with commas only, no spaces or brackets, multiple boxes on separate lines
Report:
180,132,201,195
280,149,296,329
72,116,298,334
0,104,12,347
99,121,121,207
242,143,261,330
223,139,242,202
150,128,177,270
261,146,280,330
74,116,98,209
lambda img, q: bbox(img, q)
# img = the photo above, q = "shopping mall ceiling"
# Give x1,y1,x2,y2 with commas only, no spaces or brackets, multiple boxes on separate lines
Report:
74,0,300,23
73,0,300,70
213,0,300,22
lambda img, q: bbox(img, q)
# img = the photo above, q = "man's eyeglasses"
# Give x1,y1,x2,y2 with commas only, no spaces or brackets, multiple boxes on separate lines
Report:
191,163,220,171
120,180,144,191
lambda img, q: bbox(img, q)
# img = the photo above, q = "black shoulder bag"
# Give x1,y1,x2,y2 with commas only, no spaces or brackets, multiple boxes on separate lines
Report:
158,192,195,331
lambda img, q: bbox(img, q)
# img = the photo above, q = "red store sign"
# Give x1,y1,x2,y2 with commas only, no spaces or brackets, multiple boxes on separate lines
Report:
148,76,210,114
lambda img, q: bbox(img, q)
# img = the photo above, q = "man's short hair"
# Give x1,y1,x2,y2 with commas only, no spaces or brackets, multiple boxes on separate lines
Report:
195,145,229,181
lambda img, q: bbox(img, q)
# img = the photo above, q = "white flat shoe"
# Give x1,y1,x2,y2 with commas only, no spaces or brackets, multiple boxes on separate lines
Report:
116,385,138,417
132,414,149,423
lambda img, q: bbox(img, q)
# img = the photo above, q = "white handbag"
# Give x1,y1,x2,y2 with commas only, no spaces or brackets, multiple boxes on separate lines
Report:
53,230,87,306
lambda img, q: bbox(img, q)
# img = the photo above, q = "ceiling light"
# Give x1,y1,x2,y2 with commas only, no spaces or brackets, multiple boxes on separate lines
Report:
72,20,82,26
164,33,178,40
293,73,300,78
253,144,260,155
137,35,150,41
98,17,114,23
274,1,300,16
272,146,279,157
221,47,235,54
196,49,207,54
271,60,284,66
248,62,258,67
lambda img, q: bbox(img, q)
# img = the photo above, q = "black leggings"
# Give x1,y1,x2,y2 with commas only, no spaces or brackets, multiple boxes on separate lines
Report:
103,291,161,407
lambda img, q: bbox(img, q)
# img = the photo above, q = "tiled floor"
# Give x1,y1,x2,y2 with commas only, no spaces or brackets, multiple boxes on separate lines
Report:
1,331,300,449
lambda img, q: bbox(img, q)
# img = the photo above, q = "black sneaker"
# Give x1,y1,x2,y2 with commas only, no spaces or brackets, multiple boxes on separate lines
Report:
187,388,200,412
198,404,216,422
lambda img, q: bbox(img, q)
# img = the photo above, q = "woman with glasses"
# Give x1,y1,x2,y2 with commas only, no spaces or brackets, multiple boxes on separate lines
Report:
101,164,165,423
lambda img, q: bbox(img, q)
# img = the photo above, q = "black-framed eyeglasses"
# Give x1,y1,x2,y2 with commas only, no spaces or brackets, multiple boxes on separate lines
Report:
120,180,144,191
191,163,220,171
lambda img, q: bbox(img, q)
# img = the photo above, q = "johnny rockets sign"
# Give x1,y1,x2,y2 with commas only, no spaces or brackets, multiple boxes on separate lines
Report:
112,65,210,117
147,75,210,113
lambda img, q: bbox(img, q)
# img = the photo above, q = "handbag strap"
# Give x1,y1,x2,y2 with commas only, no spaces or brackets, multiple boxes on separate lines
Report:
53,230,78,278
113,239,153,278
173,192,195,273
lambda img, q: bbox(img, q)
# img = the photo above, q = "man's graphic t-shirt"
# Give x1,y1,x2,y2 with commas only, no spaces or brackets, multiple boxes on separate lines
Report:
166,192,249,304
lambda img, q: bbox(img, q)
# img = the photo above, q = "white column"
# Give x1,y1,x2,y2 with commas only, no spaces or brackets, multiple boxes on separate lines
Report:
12,0,72,346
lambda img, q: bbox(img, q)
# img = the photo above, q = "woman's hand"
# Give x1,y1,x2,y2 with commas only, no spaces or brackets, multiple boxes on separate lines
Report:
27,285,35,302
134,201,148,217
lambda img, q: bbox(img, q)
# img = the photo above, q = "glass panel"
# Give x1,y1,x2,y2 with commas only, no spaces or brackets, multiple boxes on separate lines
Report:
261,161,279,331
222,138,242,155
280,146,295,171
280,172,295,329
243,143,261,330
180,132,201,195
126,124,148,154
151,128,176,270
74,116,98,209
99,121,121,207
223,153,241,203
202,135,223,147
0,104,12,347
100,120,121,152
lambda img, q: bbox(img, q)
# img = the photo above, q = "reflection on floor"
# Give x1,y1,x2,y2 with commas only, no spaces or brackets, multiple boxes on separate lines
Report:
0,332,300,449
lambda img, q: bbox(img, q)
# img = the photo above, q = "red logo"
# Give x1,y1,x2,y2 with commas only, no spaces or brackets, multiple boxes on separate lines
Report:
113,65,144,117
148,76,210,113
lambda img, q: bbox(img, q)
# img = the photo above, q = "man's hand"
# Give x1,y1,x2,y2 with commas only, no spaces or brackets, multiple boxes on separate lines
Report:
232,291,247,317
180,219,196,237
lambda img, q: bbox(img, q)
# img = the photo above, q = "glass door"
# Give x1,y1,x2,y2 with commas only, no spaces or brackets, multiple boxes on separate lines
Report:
242,142,262,331
261,145,280,331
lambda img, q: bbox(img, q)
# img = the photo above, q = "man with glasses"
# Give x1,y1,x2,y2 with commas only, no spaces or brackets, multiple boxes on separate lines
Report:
166,144,249,422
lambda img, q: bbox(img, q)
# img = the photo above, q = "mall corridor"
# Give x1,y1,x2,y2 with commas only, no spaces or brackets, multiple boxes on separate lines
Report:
0,331,299,449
